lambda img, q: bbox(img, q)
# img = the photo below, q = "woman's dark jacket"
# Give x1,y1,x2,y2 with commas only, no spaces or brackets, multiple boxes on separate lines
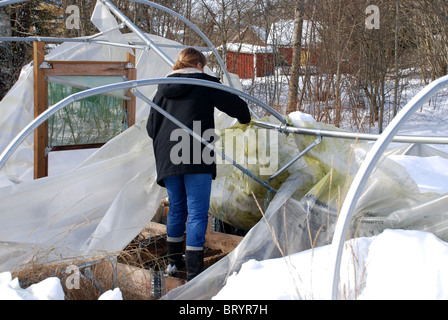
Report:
147,71,251,187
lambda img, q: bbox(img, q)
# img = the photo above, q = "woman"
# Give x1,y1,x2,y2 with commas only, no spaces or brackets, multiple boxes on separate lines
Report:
147,48,251,281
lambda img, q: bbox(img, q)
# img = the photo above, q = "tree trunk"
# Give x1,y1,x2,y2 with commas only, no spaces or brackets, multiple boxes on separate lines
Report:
286,3,304,114
393,0,400,117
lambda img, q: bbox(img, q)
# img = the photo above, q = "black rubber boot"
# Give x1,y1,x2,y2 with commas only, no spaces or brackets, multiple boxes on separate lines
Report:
166,241,184,276
185,249,204,281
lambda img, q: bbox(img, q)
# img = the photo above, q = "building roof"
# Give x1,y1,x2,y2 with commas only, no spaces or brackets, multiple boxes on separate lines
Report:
220,42,274,54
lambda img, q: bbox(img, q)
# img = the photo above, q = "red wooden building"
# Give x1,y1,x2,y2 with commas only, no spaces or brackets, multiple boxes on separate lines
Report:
223,21,319,79
225,44,275,79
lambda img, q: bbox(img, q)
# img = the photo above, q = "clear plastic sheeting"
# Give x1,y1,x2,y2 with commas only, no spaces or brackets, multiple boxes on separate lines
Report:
0,118,167,271
47,76,127,147
163,112,448,300
1,0,448,300
164,173,313,300
0,3,191,183
0,0,251,272
209,116,312,230
0,4,203,270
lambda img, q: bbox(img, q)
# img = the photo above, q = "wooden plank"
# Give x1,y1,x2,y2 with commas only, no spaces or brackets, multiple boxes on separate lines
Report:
44,61,130,76
50,143,104,152
46,60,128,65
33,41,48,179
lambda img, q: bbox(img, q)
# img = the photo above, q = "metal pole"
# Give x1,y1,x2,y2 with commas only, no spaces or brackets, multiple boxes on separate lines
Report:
0,36,93,43
47,76,132,101
132,89,276,193
85,22,126,40
0,36,160,52
1,0,234,88
100,1,250,114
253,120,448,145
329,74,448,300
0,77,287,173
0,0,29,7
128,0,234,88
265,135,321,184
99,0,175,68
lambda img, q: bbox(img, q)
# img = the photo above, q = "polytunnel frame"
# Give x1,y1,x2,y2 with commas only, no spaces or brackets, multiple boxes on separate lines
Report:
329,74,448,300
0,0,237,92
124,0,236,88
4,0,448,301
253,120,448,145
0,77,286,193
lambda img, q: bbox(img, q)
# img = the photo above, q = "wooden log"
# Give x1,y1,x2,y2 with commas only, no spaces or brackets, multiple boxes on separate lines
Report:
143,221,243,253
116,262,186,299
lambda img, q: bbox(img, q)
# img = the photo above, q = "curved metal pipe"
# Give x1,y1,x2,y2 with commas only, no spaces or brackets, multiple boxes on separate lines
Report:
329,74,448,300
128,0,234,88
1,0,234,88
132,88,276,193
0,0,29,7
0,77,287,173
99,0,175,68
253,120,448,145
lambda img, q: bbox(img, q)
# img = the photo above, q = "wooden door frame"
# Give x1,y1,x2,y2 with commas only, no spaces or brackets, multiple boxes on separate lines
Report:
33,41,136,179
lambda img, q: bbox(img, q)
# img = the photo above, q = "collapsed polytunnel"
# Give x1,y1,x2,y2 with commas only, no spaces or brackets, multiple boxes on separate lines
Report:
0,0,267,273
1,0,448,300
163,110,448,299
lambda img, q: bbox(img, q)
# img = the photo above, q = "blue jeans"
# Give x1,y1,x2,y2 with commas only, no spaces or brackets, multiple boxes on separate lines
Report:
164,173,212,250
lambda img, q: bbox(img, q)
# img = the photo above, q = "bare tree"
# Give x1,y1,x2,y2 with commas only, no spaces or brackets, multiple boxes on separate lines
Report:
286,2,304,114
0,1,66,100
407,0,448,82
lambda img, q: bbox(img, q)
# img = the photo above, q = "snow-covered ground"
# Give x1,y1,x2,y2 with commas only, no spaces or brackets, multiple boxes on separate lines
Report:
5,229,448,300
0,271,122,300
213,229,448,300
2,74,448,300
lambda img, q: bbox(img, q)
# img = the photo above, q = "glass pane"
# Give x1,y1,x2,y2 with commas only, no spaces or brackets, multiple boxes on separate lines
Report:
48,76,125,147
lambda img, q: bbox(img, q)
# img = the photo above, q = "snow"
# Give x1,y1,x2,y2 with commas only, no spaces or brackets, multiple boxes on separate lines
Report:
2,63,448,300
97,288,123,300
5,230,448,300
3,95,448,300
210,105,448,300
0,271,122,300
289,111,317,126
0,272,64,300
213,229,448,300
358,229,448,300
220,43,275,54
